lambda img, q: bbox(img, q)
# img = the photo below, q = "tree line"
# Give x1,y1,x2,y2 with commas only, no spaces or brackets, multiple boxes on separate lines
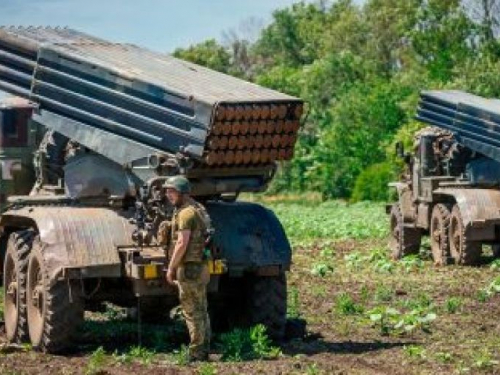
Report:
174,0,500,201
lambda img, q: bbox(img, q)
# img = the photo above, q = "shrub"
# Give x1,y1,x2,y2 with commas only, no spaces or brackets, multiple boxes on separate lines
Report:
351,162,396,202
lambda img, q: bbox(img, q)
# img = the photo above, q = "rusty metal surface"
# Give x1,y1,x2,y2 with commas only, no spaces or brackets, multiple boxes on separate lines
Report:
0,26,302,162
434,188,500,229
0,206,135,279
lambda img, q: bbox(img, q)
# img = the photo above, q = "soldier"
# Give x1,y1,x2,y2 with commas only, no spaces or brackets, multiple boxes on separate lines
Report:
160,175,212,362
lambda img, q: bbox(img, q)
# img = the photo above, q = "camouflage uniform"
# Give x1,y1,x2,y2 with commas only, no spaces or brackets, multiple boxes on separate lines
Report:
170,199,211,359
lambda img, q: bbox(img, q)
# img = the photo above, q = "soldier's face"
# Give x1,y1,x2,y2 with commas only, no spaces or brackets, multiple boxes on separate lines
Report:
166,188,181,206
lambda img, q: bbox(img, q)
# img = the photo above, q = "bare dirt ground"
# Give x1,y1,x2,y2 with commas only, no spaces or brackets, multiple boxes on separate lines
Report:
1,201,500,374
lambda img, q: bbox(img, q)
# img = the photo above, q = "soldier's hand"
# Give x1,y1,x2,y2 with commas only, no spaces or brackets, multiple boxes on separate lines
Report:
166,267,177,285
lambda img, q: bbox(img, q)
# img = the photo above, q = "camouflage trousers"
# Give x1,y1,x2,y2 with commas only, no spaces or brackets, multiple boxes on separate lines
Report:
177,262,211,359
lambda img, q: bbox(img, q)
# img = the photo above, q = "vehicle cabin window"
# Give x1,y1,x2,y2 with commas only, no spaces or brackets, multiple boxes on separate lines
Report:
0,109,27,147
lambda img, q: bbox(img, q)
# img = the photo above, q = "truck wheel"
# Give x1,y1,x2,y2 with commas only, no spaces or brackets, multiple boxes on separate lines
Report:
247,274,287,341
430,204,451,266
449,205,482,265
3,230,34,343
26,240,84,353
389,204,421,259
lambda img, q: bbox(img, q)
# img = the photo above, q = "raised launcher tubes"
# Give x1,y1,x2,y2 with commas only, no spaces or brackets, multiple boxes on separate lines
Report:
0,27,304,195
416,90,500,164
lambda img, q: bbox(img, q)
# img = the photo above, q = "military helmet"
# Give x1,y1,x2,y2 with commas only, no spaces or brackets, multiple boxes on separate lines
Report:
163,175,191,193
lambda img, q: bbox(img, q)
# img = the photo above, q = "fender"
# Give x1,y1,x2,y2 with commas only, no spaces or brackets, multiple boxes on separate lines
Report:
434,188,500,238
206,201,291,275
0,206,135,280
389,182,416,223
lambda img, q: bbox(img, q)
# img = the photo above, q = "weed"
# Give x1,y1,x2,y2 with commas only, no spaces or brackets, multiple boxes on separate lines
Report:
399,255,423,272
288,286,301,319
335,293,364,315
250,324,281,359
112,346,155,365
311,285,327,297
402,293,433,310
484,276,500,297
344,252,365,270
360,285,370,303
477,290,489,303
320,247,335,258
367,307,401,335
445,297,462,314
217,325,281,362
85,346,107,375
374,284,393,303
367,306,436,336
311,262,333,277
372,258,394,273
394,308,437,334
197,363,217,375
490,259,500,270
172,345,190,366
473,349,499,369
435,351,453,363
129,346,155,365
266,201,388,244
306,363,320,375
403,345,426,359
367,247,387,263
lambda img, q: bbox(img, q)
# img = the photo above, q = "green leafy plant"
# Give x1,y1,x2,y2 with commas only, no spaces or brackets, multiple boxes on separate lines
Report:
367,306,436,336
217,325,281,362
399,255,423,272
250,325,281,359
197,363,217,375
372,258,394,273
477,290,489,303
311,262,334,277
445,297,462,314
335,293,364,315
172,345,190,366
86,346,107,375
394,308,437,334
484,276,500,297
490,259,500,270
473,349,499,369
403,345,426,359
112,346,155,366
435,351,453,364
367,307,401,335
320,247,335,258
374,284,393,303
344,252,365,270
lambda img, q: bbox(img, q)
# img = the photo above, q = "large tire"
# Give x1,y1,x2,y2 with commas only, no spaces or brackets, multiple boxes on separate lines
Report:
3,230,34,343
26,240,84,353
247,274,287,341
449,205,482,266
430,204,452,266
389,204,422,260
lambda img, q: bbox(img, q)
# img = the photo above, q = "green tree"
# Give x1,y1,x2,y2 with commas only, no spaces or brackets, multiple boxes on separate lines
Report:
409,0,479,82
173,39,231,73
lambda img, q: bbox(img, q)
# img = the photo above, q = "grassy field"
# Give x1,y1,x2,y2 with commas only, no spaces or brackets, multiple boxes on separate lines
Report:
1,196,500,374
